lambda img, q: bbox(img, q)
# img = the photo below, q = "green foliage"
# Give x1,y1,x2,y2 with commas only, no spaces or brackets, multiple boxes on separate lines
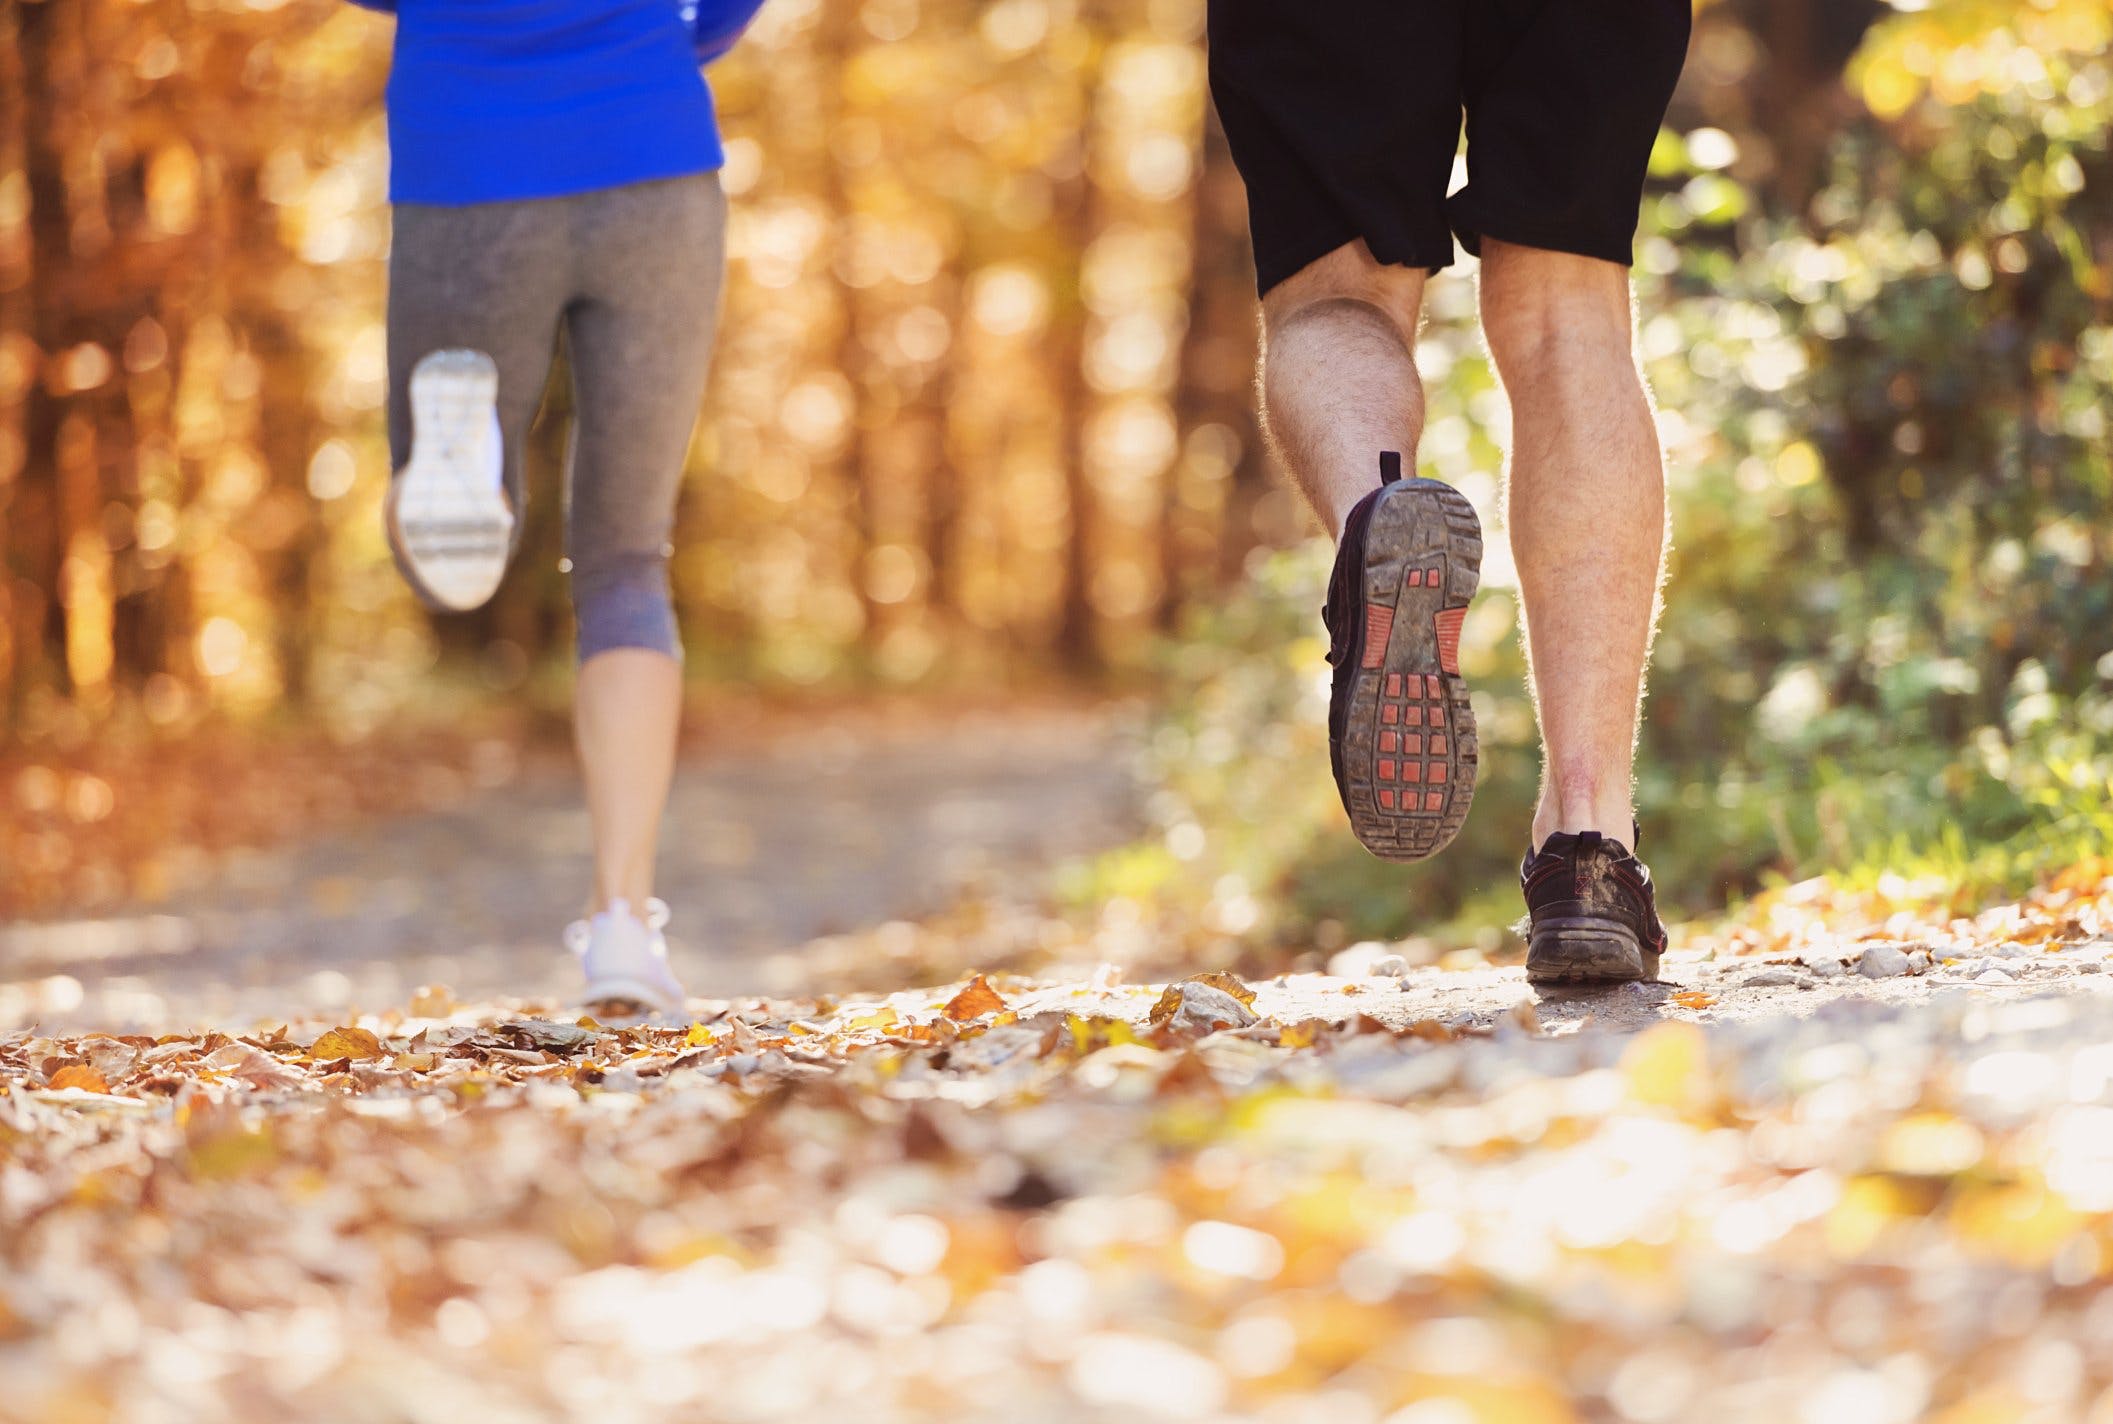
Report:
1087,15,2113,948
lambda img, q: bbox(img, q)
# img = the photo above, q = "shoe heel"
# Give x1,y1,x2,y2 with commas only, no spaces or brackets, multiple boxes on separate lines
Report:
1527,917,1647,985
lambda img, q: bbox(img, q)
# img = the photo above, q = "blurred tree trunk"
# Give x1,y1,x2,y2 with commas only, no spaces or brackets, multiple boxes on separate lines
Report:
1051,3,1107,673
0,0,31,719
1702,0,1886,215
1166,105,1260,619
14,0,77,714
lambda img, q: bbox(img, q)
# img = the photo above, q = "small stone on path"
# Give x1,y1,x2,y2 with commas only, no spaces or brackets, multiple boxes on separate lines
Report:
1743,967,1801,988
1858,944,1912,979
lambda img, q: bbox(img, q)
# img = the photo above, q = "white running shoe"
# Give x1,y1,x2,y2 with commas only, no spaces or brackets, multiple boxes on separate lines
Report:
386,348,515,612
566,897,687,1015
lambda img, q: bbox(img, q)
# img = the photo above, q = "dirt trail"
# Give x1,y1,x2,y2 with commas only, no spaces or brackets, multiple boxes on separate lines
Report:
0,706,1137,1031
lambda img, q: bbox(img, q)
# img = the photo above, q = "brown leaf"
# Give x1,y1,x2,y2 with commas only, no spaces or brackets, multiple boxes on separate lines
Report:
1148,979,1261,1032
82,1039,140,1083
1146,971,1259,1026
1185,970,1257,1006
309,1026,384,1062
47,1064,110,1094
944,974,1009,1021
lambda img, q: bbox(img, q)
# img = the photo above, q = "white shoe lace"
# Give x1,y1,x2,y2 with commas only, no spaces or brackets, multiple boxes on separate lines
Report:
565,897,673,958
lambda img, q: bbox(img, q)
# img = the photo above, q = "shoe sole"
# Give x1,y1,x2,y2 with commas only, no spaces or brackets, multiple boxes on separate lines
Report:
1526,917,1658,985
387,350,513,613
1339,478,1482,862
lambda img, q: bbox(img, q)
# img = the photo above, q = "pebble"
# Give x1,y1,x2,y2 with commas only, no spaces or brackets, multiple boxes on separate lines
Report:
1807,958,1846,979
1987,942,2031,959
1858,945,1913,979
1907,950,1932,973
1367,954,1409,978
1744,967,1802,988
1973,969,2016,986
2082,961,2105,975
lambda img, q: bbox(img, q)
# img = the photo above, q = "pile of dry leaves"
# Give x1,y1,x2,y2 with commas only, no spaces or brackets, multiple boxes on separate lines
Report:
10,889,2113,1424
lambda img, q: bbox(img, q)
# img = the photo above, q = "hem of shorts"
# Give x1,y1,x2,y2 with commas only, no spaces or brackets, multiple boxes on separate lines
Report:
1255,231,1457,297
1447,204,1636,268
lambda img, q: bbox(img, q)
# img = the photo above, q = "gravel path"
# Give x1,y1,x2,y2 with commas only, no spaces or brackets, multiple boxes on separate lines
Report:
0,706,1137,1031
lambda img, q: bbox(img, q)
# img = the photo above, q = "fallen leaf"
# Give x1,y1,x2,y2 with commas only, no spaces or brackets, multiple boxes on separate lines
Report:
685,1022,717,1048
47,1064,109,1094
1672,990,1717,1009
1184,971,1257,1007
944,975,1009,1021
501,1020,596,1053
1148,979,1260,1032
1278,1020,1328,1049
309,1027,384,1062
205,1043,305,1090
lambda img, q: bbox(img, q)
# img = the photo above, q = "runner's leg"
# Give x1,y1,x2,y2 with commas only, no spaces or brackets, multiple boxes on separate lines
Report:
1258,241,1427,537
561,173,728,915
1480,241,1664,848
385,199,570,556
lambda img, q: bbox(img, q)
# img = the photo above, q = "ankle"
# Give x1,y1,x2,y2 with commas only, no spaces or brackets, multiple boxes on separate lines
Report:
590,887,656,919
1329,486,1376,541
1530,791,1638,852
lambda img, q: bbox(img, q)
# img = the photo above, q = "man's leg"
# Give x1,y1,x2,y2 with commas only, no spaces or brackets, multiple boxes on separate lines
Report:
1262,240,1482,862
1259,240,1427,536
1478,238,1666,850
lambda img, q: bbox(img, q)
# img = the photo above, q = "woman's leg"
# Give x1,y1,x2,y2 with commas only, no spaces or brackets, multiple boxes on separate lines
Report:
385,200,571,541
562,173,729,915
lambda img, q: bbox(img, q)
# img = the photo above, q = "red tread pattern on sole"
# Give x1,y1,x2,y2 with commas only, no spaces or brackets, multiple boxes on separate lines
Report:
1361,604,1395,669
1434,606,1467,676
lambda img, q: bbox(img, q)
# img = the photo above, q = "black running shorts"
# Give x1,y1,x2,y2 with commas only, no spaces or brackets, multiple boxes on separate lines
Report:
1206,0,1692,294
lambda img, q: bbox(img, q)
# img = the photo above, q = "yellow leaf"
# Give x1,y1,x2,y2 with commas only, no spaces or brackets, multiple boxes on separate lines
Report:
685,1021,717,1048
310,1026,384,1062
848,1005,900,1032
48,1064,109,1094
1277,1019,1326,1049
1671,990,1717,1009
1620,1020,1709,1111
944,974,1009,1021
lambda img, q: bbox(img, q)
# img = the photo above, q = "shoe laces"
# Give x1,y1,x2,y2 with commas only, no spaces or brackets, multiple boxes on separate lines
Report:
564,897,673,958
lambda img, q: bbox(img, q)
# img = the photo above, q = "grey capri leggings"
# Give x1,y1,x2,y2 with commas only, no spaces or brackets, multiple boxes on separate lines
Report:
385,172,727,662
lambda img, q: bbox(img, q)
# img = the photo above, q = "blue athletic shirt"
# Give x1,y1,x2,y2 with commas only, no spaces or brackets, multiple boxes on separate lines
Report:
350,0,761,206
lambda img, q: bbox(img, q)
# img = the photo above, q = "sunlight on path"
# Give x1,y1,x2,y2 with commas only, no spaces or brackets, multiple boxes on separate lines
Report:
0,707,1136,1033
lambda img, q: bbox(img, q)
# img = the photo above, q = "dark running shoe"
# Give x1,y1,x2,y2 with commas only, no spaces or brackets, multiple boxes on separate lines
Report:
1323,451,1482,862
1521,829,1669,985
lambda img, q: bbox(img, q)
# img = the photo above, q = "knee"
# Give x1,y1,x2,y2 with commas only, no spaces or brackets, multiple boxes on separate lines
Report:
1262,241,1425,352
1478,241,1635,383
571,551,681,664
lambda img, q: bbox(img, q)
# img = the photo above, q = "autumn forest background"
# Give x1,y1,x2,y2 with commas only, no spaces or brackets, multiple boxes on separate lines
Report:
3,0,2111,947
